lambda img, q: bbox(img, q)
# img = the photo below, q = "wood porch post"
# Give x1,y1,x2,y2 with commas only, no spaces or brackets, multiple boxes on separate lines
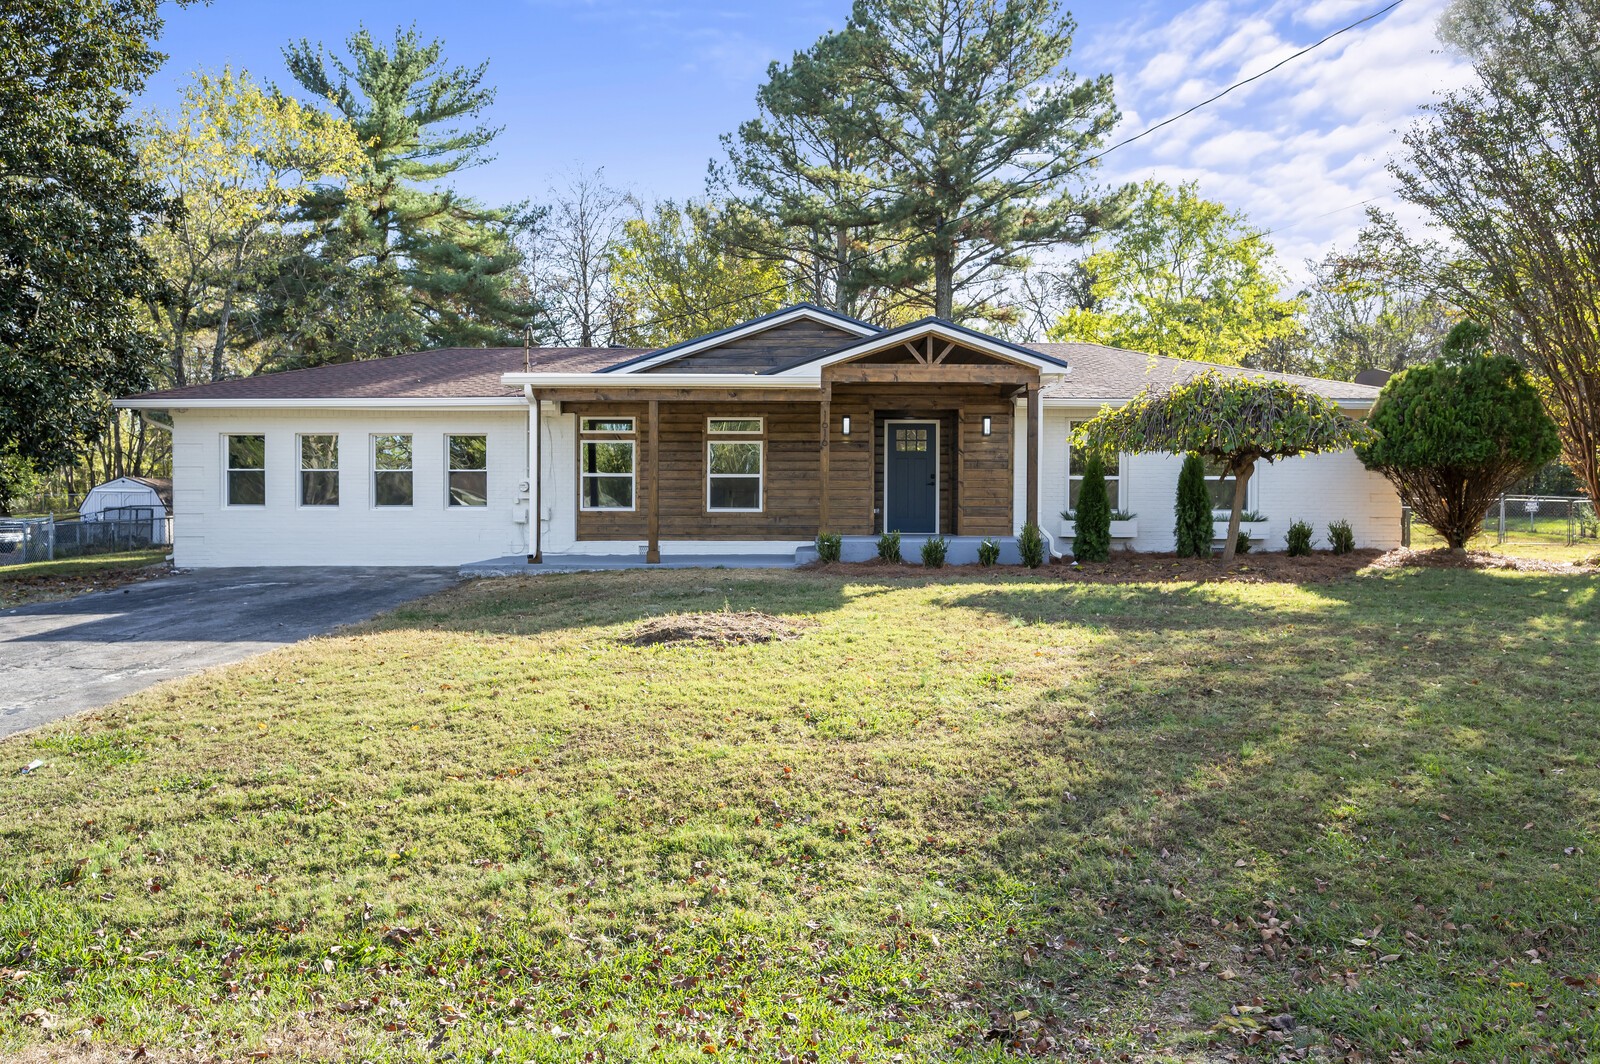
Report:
646,399,661,564
1025,383,1041,528
527,388,542,563
818,382,831,534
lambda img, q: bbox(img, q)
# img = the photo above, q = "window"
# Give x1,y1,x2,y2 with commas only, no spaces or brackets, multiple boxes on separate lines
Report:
580,417,635,510
707,417,763,512
299,435,339,506
447,435,488,507
372,434,413,507
1204,459,1241,511
226,435,266,506
1065,420,1120,512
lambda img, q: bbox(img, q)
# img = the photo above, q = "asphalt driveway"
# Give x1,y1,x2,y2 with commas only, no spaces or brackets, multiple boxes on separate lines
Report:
0,567,459,740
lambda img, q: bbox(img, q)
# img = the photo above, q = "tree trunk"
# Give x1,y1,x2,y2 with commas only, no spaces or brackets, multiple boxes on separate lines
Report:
934,239,954,319
1220,460,1256,562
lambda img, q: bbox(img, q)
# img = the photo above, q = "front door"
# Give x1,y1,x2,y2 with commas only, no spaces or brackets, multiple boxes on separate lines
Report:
885,421,938,533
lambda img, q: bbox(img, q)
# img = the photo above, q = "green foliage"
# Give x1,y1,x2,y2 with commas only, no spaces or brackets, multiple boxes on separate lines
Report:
732,0,1128,320
977,538,1001,566
1052,181,1301,364
1327,519,1356,555
815,531,843,564
1235,530,1253,555
1286,520,1314,557
1017,522,1046,568
1356,347,1559,551
920,535,949,568
609,201,793,346
1079,372,1365,560
275,27,534,362
138,68,368,386
876,529,901,563
1071,454,1111,562
1174,453,1212,558
1390,0,1600,516
0,0,174,489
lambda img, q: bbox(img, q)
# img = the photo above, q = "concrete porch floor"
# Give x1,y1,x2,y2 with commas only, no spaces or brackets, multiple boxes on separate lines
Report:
461,553,799,576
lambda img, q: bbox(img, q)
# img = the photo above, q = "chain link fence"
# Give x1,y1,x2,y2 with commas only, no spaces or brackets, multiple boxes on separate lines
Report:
1402,494,1596,552
0,509,172,566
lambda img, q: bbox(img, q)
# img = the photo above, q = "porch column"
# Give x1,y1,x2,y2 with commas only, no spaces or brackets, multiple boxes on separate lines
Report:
526,388,542,563
646,398,661,564
1025,383,1041,528
818,382,831,534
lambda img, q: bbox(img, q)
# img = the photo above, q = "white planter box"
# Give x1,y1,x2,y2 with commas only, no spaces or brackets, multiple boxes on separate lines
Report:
1213,519,1270,541
1061,518,1139,539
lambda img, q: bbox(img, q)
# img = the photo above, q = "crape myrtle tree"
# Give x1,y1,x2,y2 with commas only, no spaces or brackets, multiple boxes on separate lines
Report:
1356,322,1559,554
1077,373,1367,562
1389,0,1600,514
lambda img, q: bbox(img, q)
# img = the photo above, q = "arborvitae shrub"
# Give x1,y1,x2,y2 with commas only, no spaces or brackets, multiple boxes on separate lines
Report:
1235,530,1253,555
1073,454,1112,562
815,532,842,563
876,530,901,563
977,538,1001,566
1018,523,1046,568
920,536,949,568
1174,452,1213,558
1286,519,1314,556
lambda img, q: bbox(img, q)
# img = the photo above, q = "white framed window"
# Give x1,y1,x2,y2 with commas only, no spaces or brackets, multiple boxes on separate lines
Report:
225,434,266,507
1065,420,1121,512
1203,459,1257,512
372,434,413,507
299,434,339,507
447,435,488,507
706,417,764,512
579,416,636,511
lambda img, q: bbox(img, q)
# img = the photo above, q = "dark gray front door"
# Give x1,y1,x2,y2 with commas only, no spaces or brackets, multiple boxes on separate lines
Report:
885,421,938,533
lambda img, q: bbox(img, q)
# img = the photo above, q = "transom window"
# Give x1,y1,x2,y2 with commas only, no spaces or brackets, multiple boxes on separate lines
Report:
372,434,413,507
447,435,488,507
226,435,266,506
299,434,339,507
580,417,635,511
707,417,764,512
1065,420,1121,511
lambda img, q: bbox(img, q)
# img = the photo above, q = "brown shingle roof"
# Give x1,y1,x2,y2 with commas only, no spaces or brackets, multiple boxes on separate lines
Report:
120,346,645,402
1028,342,1381,403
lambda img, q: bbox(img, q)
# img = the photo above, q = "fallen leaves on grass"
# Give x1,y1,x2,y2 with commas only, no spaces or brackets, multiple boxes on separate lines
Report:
625,610,815,647
1370,547,1597,573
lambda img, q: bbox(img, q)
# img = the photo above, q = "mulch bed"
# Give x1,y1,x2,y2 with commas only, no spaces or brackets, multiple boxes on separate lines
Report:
1369,547,1598,573
625,610,816,647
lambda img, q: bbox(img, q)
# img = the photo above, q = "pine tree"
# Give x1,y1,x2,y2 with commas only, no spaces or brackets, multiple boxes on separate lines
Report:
278,26,534,359
1174,452,1213,558
1073,454,1111,562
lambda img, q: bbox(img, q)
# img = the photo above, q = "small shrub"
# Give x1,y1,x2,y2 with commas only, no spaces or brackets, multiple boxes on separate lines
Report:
1327,519,1355,555
1072,455,1112,562
920,536,949,568
1286,519,1314,556
977,538,1001,566
1174,453,1212,558
815,531,842,563
1240,509,1267,522
1109,510,1136,521
1018,522,1046,568
1235,530,1253,555
876,530,902,563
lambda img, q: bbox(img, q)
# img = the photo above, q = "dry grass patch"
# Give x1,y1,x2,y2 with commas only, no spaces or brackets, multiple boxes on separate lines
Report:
624,609,815,647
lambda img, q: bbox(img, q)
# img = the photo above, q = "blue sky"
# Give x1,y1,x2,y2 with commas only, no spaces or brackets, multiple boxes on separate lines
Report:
146,0,1469,283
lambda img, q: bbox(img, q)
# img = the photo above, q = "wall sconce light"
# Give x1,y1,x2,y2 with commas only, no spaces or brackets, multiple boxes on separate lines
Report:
981,415,992,436
841,415,852,436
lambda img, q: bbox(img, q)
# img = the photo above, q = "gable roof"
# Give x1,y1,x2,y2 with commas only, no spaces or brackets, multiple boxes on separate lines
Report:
118,346,643,406
770,316,1071,376
1028,342,1381,404
601,304,880,374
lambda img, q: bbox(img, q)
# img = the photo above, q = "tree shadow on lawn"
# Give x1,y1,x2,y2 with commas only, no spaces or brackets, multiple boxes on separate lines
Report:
936,568,1600,1058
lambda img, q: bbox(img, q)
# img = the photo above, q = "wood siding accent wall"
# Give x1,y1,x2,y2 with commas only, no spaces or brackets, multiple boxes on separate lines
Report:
566,384,1015,542
642,319,859,374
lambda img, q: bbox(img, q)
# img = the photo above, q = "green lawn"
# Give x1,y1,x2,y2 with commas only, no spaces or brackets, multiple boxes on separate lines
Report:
0,550,169,608
2,566,1597,1062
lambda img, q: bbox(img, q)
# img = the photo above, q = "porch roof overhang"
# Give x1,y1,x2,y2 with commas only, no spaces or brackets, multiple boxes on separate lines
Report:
769,317,1072,378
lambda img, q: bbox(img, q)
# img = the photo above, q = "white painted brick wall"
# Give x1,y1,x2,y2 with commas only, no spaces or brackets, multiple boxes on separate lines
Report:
1042,407,1401,552
169,408,530,567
